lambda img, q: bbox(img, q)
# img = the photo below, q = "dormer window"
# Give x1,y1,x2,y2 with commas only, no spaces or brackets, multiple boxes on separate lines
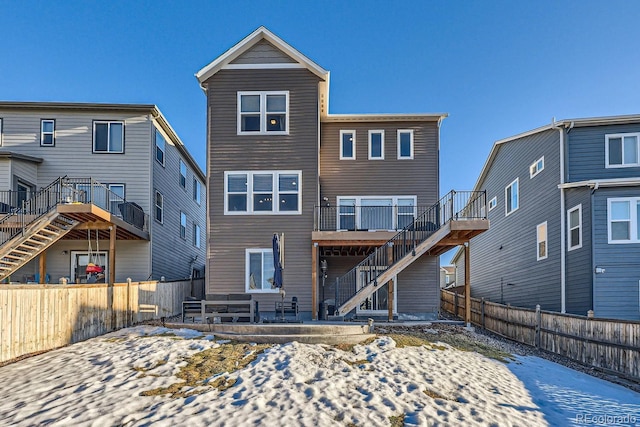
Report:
238,91,289,135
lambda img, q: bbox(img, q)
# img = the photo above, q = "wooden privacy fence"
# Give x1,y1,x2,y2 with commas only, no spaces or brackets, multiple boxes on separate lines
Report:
441,289,640,380
0,280,192,363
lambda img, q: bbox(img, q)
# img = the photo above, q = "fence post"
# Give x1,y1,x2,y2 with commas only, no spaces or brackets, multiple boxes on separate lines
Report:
127,278,132,327
481,297,485,329
454,291,458,317
535,304,541,349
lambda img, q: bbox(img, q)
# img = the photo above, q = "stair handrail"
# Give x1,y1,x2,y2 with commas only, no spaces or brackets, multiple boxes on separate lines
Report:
333,190,486,315
0,176,71,247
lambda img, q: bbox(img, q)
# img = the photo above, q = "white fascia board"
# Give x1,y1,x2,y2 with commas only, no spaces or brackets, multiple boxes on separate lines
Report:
559,177,640,189
323,113,448,123
195,26,328,84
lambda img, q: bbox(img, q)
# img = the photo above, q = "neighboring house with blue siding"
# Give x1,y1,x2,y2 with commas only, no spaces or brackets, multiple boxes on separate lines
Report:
467,114,640,320
0,102,206,284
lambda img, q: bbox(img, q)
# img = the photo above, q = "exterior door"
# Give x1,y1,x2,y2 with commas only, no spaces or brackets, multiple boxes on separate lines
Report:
356,267,397,315
71,251,108,283
360,198,393,230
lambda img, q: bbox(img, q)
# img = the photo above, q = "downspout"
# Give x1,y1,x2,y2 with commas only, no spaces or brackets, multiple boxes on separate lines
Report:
554,121,567,313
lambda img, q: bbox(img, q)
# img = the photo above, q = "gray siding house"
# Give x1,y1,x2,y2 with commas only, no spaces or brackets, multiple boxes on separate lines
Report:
197,27,487,320
467,115,640,320
0,102,206,284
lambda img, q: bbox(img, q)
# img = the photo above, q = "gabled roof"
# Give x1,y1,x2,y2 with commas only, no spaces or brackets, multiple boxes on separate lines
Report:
195,26,329,84
472,113,640,193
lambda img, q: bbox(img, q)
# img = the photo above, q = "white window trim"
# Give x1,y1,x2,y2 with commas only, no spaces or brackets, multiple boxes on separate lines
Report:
505,178,519,217
93,121,124,154
530,156,544,178
40,119,55,147
368,130,385,160
155,129,166,166
245,248,279,293
224,170,302,215
154,190,163,224
567,204,582,251
339,130,356,160
537,221,548,261
488,196,497,212
179,160,187,189
605,133,640,168
237,91,289,135
607,197,640,244
336,195,417,231
397,129,414,160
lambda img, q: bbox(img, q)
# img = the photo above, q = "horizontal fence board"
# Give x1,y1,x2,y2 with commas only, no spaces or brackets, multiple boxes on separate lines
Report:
0,280,192,363
441,290,640,380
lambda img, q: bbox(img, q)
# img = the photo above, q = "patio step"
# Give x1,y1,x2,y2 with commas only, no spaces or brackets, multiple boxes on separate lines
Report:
166,322,376,345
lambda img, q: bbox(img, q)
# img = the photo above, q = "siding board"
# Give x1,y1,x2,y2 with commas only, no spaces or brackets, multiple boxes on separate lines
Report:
470,129,563,311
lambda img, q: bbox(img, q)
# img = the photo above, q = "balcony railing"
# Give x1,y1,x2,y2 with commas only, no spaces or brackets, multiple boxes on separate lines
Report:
0,177,148,248
62,178,148,231
315,192,486,232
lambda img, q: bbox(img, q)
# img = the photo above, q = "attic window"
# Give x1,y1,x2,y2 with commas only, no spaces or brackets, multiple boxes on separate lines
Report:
238,91,289,135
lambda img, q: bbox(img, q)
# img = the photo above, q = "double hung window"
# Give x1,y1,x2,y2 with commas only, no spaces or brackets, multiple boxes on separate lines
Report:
41,119,55,146
568,205,582,250
238,91,288,134
608,197,640,243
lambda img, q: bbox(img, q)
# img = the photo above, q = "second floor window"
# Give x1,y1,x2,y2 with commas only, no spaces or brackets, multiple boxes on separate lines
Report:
530,157,544,178
94,121,124,153
193,178,202,204
41,119,55,146
608,197,640,243
606,133,639,168
225,171,301,215
568,204,582,250
505,178,519,216
368,130,384,160
155,129,165,165
180,212,187,239
179,160,187,189
536,222,548,261
238,91,288,134
193,223,201,248
155,191,163,223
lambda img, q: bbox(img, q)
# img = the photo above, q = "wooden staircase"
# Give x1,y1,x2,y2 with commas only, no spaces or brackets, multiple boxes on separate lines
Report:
0,211,78,281
334,190,488,316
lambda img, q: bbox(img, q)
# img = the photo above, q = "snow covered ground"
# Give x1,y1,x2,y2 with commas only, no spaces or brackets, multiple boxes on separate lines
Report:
0,325,638,426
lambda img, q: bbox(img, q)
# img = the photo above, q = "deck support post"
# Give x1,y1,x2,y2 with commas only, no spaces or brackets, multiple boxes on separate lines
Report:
109,225,116,284
311,242,318,320
387,243,394,321
39,251,46,284
464,243,471,326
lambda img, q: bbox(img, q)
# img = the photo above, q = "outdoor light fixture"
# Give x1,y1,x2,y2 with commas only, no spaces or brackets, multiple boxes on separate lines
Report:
595,267,606,274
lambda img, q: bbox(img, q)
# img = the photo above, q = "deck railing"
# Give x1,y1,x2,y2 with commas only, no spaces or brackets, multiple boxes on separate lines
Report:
334,190,486,314
314,205,433,232
0,177,148,247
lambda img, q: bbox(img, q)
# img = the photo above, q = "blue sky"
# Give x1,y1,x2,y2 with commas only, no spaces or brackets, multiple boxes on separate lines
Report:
2,1,639,263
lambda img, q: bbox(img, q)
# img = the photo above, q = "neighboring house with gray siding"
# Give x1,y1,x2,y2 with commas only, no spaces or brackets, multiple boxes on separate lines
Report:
0,102,205,284
468,115,640,320
196,27,486,321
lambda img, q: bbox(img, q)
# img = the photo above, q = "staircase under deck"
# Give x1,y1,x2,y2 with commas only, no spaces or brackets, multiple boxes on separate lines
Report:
334,218,489,316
